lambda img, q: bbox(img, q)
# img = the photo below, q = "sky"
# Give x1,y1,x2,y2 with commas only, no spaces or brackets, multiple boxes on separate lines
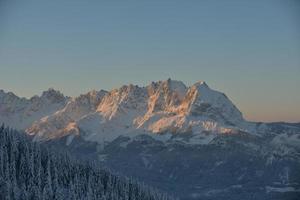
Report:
0,0,299,122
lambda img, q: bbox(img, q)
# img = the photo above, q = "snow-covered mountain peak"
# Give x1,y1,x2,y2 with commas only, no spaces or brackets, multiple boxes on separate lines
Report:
0,89,68,130
26,89,108,140
72,90,107,107
193,80,208,87
145,79,187,114
1,80,255,143
86,89,107,98
162,79,187,100
148,79,187,94
182,81,244,125
40,88,67,103
0,90,22,101
97,84,148,120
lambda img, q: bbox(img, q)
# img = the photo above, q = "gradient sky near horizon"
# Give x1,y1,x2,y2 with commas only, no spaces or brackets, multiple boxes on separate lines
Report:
0,0,299,122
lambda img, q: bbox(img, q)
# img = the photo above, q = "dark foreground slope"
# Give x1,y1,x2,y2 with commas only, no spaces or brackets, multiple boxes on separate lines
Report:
49,123,300,200
0,125,175,200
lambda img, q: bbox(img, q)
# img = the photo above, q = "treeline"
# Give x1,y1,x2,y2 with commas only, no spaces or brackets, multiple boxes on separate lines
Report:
0,125,175,200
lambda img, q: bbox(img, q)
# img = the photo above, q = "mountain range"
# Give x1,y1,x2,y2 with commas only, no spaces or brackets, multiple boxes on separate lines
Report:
1,79,300,200
2,79,256,143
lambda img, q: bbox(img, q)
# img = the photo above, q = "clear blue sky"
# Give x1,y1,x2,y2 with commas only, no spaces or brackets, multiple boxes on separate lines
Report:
0,0,299,122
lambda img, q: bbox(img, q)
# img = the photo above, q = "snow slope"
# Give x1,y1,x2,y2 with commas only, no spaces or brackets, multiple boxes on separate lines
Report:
26,90,107,140
19,79,256,144
0,88,68,129
0,79,261,144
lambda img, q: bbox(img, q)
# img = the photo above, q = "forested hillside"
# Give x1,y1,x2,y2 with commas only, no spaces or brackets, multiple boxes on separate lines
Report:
0,125,174,200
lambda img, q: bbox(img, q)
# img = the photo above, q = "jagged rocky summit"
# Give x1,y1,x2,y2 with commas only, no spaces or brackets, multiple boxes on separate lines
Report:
1,79,256,144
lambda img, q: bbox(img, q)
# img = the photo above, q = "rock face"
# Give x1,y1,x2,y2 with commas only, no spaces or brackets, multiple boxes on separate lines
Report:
23,79,251,143
0,88,68,129
26,90,107,140
1,80,300,200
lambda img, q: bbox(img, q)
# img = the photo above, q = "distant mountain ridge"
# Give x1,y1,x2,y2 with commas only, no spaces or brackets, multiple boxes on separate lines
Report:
0,88,69,130
1,79,255,144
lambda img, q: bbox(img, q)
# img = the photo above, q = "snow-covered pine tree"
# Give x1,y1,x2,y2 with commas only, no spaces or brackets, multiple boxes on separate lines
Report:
0,126,177,200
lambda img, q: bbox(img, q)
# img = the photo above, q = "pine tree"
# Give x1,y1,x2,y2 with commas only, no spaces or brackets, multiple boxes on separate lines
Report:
42,157,53,200
0,126,175,200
